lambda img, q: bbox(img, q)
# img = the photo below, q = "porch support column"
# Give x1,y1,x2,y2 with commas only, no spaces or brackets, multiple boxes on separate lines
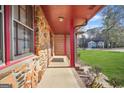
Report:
4,6,11,65
64,33,67,55
70,18,75,67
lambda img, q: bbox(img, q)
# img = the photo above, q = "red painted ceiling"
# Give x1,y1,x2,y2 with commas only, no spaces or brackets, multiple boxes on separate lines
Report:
41,5,104,34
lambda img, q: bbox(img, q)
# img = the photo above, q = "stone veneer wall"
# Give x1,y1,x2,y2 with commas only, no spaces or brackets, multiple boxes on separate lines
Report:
0,6,52,88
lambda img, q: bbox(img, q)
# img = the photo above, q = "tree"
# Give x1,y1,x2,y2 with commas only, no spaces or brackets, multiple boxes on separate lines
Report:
101,5,124,48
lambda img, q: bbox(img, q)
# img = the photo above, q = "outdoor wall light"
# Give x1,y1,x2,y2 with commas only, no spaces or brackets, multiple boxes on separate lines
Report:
58,16,64,22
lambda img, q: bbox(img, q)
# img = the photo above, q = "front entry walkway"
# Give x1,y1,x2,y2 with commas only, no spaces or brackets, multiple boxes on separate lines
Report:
37,56,85,88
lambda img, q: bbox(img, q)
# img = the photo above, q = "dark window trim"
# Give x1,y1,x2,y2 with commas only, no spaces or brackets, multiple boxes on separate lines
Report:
0,5,5,65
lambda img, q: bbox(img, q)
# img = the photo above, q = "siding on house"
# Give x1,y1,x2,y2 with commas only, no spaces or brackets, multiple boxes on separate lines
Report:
54,34,65,55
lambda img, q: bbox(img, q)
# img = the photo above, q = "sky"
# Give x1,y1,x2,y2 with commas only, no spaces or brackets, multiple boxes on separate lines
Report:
83,7,105,30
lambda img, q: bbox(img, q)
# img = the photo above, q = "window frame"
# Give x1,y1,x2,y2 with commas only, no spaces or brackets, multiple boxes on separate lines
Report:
11,5,34,60
0,6,5,65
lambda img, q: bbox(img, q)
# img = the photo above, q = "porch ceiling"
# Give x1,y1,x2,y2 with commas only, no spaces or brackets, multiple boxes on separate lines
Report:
41,5,104,34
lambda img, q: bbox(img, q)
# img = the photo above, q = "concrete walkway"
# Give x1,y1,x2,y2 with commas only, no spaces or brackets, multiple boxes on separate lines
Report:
37,56,85,88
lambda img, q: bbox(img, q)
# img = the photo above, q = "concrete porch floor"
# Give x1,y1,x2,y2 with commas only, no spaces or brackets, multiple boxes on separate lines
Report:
37,56,85,88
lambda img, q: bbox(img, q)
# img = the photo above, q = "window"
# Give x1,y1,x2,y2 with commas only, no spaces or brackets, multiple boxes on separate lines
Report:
14,5,33,28
12,5,34,58
0,5,4,64
0,8,2,62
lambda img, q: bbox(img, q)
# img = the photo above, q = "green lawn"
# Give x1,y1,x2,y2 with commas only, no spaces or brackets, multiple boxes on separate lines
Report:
78,49,124,86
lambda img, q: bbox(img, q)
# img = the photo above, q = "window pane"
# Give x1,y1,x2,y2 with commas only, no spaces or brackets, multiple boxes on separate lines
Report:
17,24,25,55
20,6,26,25
25,40,30,52
14,23,25,56
26,6,33,28
14,23,34,56
24,29,31,52
30,30,34,52
14,6,19,20
14,22,17,56
24,29,30,40
18,24,24,39
0,13,3,61
18,39,24,55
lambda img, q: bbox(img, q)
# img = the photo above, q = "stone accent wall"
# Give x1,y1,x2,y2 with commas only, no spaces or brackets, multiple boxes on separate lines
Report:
0,6,52,88
35,5,51,69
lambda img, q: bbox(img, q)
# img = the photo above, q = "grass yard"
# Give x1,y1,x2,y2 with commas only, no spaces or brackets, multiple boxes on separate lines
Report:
78,49,124,87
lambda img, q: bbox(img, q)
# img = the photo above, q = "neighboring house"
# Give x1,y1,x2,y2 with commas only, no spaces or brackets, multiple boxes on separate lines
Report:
88,41,104,48
88,41,97,48
98,41,104,48
77,27,105,48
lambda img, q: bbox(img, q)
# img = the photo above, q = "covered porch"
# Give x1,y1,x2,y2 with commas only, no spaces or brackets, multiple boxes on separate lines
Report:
41,5,103,67
0,5,103,88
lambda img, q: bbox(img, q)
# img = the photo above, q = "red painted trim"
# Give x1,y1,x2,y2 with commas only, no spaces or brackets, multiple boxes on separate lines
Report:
64,33,67,55
4,6,11,65
70,18,75,67
0,55,35,70
0,6,36,70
